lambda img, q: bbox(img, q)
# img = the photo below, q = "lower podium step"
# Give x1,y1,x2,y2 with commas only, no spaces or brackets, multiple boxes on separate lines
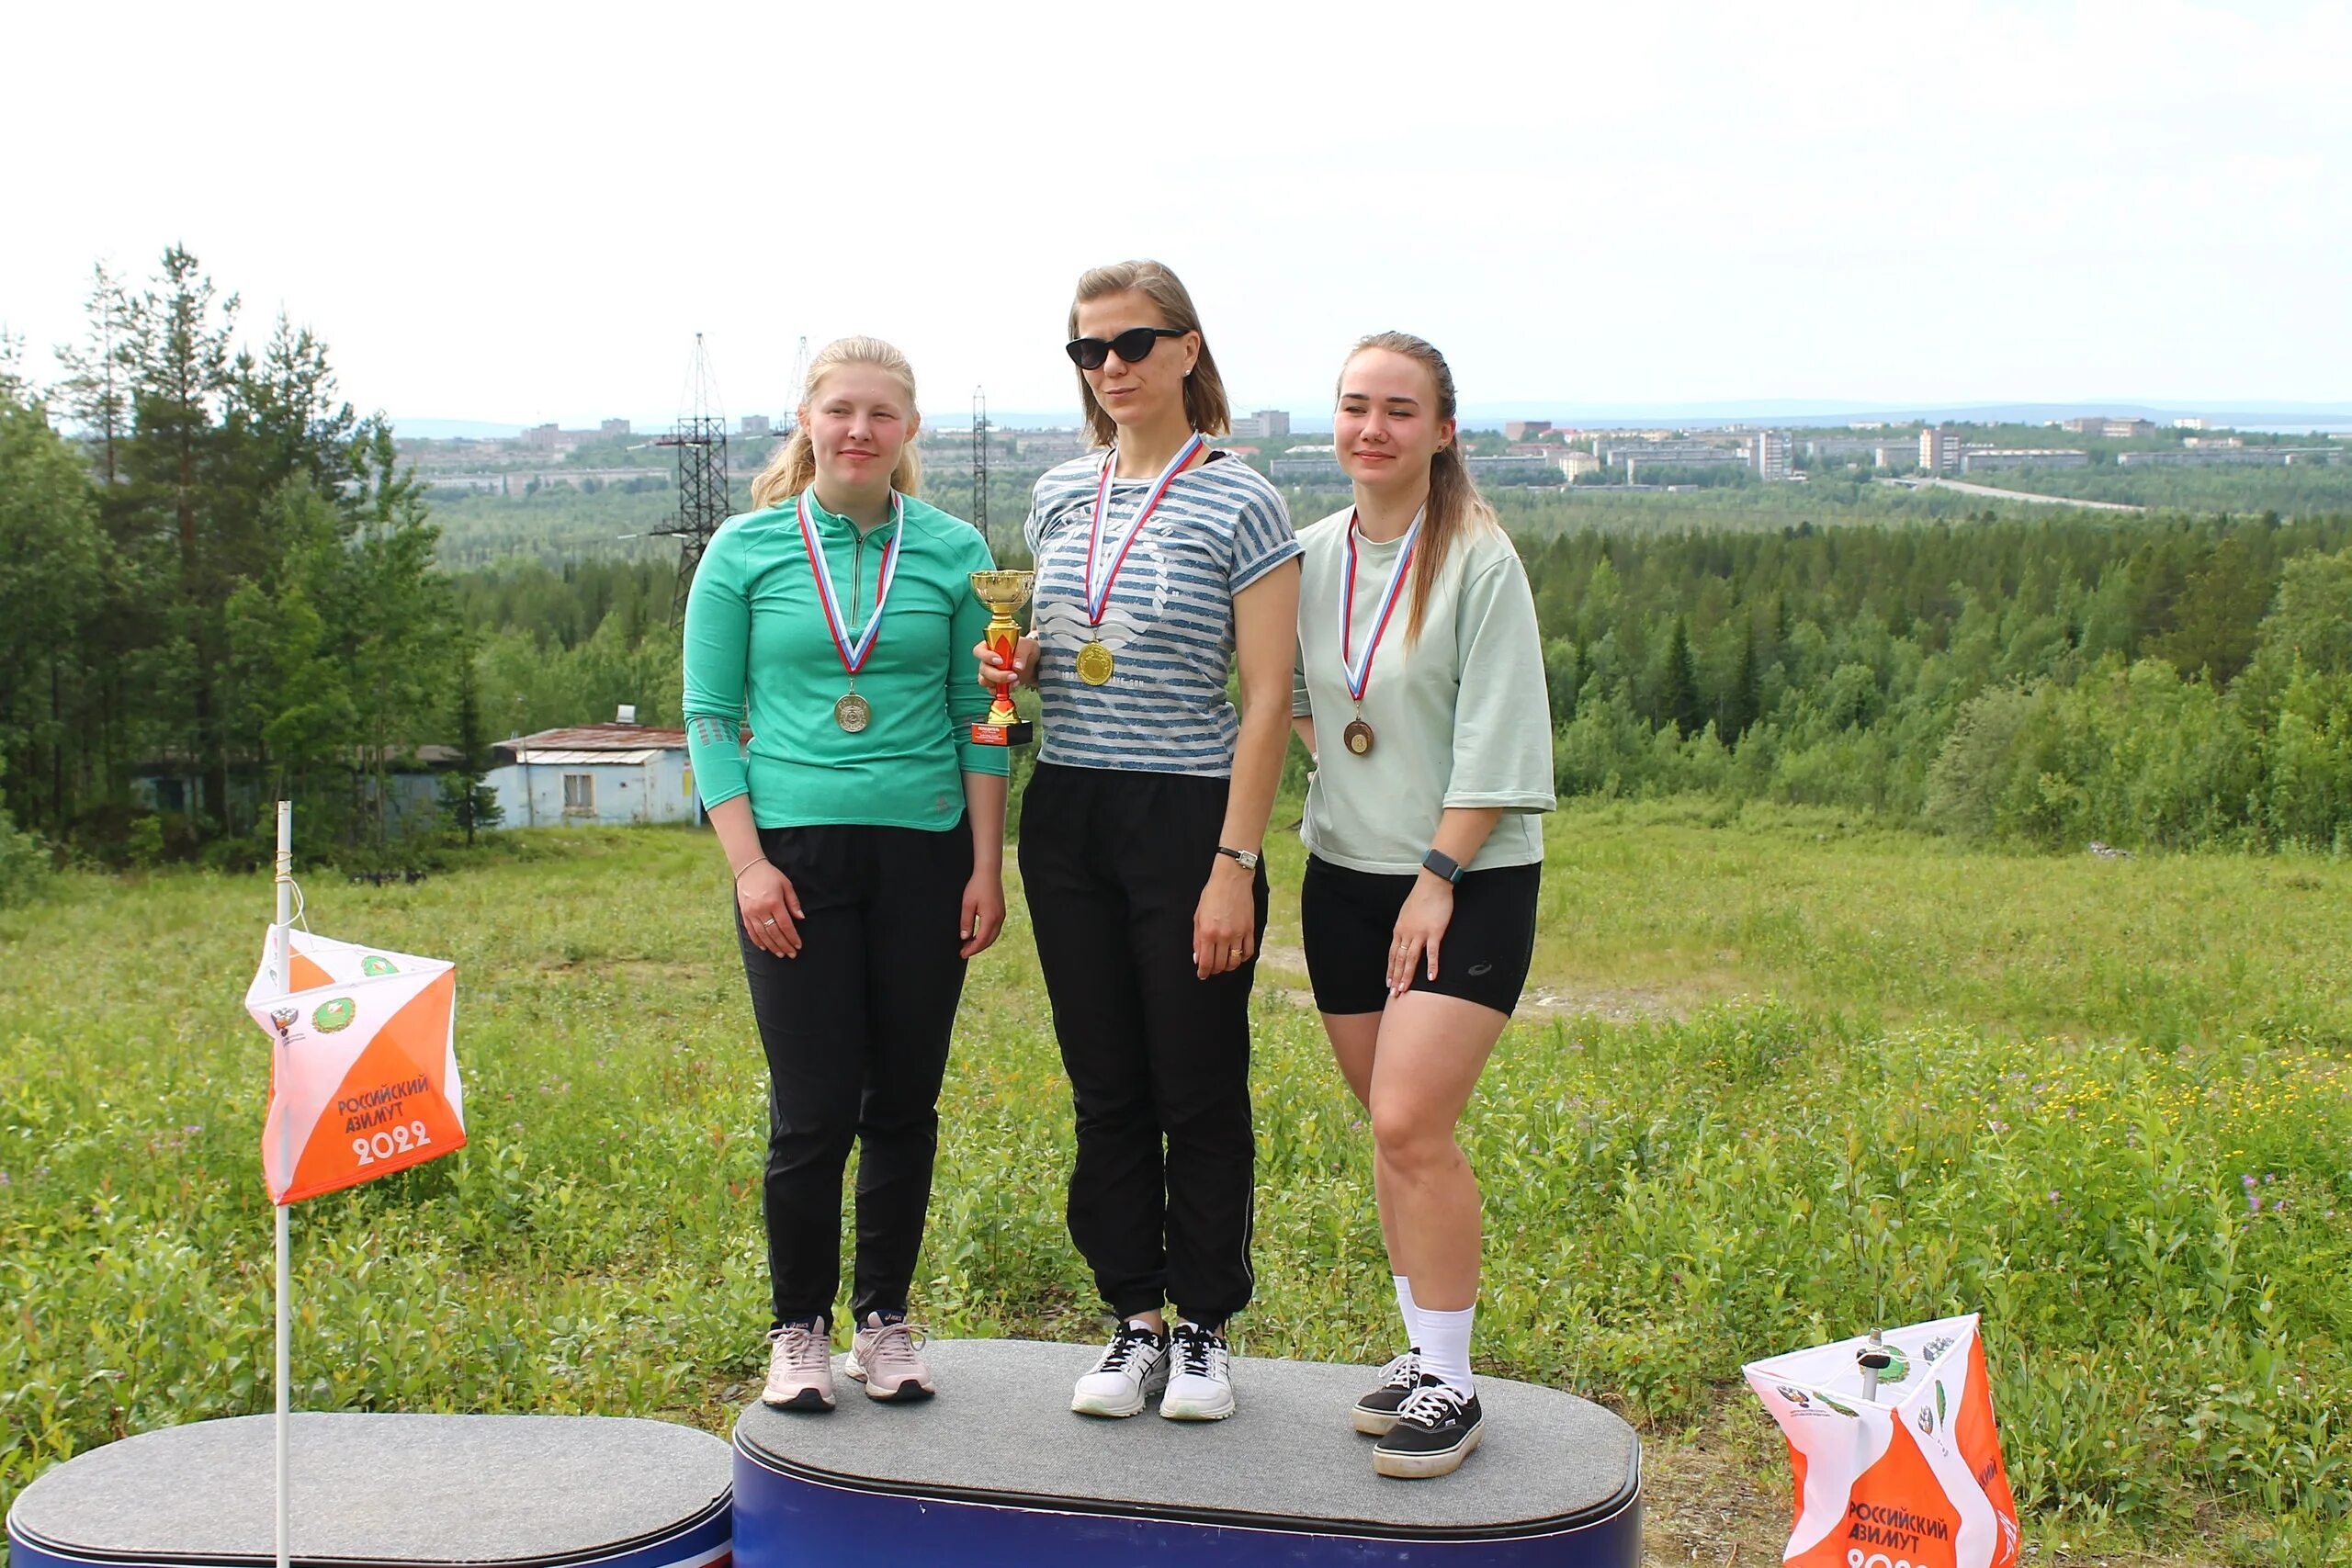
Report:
734,1337,1640,1566
7,1413,733,1568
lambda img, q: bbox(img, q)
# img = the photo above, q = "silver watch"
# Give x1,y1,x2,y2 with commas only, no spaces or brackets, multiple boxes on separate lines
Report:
1216,845,1261,872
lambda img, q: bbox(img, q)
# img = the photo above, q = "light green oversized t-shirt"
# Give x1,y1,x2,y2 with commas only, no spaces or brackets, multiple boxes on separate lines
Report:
1291,507,1555,874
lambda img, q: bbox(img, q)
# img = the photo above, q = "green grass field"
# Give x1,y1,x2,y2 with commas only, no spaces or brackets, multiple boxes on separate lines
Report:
4,803,2347,1564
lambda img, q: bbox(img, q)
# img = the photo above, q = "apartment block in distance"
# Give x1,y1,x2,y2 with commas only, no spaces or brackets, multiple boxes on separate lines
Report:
1230,410,1293,440
1751,429,1792,482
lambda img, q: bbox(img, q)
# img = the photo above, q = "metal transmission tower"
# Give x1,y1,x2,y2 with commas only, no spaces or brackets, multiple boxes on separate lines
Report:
652,333,729,623
786,336,811,429
970,387,990,539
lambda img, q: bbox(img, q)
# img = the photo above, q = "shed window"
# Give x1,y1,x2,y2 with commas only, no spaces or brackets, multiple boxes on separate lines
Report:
562,773,595,813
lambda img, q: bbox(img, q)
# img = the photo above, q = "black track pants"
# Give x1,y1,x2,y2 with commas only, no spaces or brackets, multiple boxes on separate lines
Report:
1018,763,1265,1326
737,818,973,1329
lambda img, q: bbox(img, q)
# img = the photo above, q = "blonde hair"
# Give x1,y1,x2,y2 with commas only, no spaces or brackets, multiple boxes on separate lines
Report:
751,335,923,509
1069,260,1230,449
1338,332,1498,647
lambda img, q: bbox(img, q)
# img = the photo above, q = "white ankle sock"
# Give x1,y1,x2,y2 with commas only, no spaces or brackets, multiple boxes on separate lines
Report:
1418,1304,1476,1393
1392,1275,1422,1350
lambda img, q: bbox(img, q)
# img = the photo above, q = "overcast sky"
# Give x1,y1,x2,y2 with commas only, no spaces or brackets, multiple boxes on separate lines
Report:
8,0,2347,429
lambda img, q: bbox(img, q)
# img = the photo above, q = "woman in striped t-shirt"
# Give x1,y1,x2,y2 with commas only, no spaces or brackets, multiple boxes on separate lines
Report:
981,259,1299,1422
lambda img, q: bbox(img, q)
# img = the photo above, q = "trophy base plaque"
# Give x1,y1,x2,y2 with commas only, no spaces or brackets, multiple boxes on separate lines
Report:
970,718,1035,748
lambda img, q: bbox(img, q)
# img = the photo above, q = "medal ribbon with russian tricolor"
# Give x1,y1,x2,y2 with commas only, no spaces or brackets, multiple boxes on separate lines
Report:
798,491,903,730
1081,432,1204,626
1340,509,1422,705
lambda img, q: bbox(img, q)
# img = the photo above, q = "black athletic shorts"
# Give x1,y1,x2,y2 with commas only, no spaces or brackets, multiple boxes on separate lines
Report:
1300,853,1541,1017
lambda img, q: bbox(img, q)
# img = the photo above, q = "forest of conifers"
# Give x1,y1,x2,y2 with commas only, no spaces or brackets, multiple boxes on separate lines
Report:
6,249,2352,899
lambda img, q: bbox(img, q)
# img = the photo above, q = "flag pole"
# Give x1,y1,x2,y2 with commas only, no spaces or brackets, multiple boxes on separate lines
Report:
272,800,293,1568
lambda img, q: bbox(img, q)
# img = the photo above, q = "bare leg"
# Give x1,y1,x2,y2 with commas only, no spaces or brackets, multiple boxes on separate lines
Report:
1322,1010,1404,1276
1367,993,1508,1313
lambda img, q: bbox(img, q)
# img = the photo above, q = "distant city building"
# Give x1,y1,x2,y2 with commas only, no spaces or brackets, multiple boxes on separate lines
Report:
1805,436,1889,462
1229,409,1293,440
1849,420,1888,431
1600,439,1745,467
1959,448,2089,472
1751,429,1792,482
2173,417,2213,430
1873,445,1913,469
1502,420,1553,441
740,414,773,438
1269,454,1349,485
1014,430,1090,463
2120,446,2341,467
1559,452,1601,481
2059,416,2156,439
1919,428,1960,472
1465,456,1559,486
522,423,562,451
600,418,631,438
2181,435,2243,449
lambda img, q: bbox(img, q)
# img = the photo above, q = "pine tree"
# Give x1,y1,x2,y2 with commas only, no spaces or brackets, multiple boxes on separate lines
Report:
1660,616,1702,739
54,263,130,485
439,637,502,848
1721,611,1760,743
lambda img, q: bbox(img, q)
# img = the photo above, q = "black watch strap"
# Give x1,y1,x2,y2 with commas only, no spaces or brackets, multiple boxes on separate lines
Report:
1216,845,1261,871
1422,848,1464,885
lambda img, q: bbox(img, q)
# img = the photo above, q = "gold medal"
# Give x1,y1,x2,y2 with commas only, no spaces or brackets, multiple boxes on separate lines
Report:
1343,718,1374,756
834,692,872,733
1076,639,1115,686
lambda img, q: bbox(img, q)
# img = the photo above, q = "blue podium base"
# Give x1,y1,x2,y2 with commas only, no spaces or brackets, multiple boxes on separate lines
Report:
6,1412,732,1568
734,1338,1640,1567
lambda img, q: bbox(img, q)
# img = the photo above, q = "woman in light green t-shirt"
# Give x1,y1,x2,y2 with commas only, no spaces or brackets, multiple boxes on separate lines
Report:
1289,333,1555,1480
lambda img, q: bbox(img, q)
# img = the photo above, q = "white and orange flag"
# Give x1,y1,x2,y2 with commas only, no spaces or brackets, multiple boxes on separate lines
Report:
1745,1314,2020,1568
243,929,464,1205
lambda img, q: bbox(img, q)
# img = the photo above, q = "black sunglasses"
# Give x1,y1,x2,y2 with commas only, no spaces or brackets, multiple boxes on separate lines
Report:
1065,326,1185,370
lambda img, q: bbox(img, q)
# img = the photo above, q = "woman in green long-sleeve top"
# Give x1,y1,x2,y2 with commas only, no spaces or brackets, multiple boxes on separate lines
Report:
681,334,1007,1415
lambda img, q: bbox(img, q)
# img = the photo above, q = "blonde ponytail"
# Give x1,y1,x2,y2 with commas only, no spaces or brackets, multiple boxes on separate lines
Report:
750,335,924,509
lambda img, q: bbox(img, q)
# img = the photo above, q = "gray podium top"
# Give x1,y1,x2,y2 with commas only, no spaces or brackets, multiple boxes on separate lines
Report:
8,1413,731,1563
734,1339,1640,1540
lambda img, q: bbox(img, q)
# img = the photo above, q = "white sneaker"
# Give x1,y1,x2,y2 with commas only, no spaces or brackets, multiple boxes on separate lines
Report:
1160,1322,1236,1421
1070,1322,1168,1417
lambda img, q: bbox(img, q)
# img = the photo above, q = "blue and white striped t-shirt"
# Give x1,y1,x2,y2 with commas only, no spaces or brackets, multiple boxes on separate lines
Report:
1024,448,1299,775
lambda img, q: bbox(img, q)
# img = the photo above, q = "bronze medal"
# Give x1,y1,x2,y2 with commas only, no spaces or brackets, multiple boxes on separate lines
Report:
1076,639,1115,687
834,691,872,733
1343,717,1375,756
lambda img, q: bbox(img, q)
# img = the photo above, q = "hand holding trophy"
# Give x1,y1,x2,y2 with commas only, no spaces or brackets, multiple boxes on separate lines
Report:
969,569,1036,747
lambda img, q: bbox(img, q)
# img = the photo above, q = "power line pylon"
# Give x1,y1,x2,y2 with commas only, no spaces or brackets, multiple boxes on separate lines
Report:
652,333,729,625
786,336,810,430
971,386,990,539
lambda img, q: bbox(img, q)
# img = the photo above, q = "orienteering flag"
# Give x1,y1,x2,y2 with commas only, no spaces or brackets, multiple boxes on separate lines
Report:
243,929,464,1205
1744,1314,2020,1568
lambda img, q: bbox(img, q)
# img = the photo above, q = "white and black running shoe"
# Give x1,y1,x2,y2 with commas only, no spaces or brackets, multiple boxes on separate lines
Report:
1373,1382,1482,1478
1159,1322,1236,1421
1352,1350,1431,1436
1071,1322,1169,1418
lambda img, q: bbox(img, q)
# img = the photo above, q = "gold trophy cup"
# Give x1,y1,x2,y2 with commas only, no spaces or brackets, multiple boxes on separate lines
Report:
969,569,1036,747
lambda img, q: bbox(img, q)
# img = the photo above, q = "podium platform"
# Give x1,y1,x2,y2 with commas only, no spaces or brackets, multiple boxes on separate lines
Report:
734,1338,1641,1566
6,1413,732,1568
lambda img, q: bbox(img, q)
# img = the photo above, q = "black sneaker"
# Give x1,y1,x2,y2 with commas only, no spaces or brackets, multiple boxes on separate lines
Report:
1373,1382,1482,1478
1352,1350,1431,1436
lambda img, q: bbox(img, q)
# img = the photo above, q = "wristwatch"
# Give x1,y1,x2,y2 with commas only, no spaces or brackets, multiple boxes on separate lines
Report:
1421,848,1465,885
1216,845,1261,872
